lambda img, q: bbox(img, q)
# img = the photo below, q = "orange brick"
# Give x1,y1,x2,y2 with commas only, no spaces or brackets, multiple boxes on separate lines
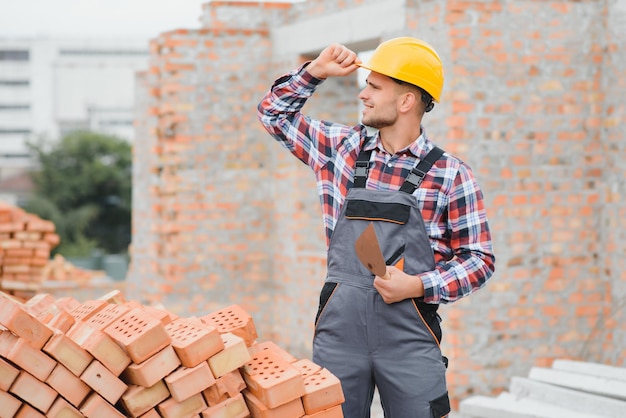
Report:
0,390,22,417
303,405,343,417
157,392,207,418
241,349,306,408
70,300,108,322
122,344,181,387
69,322,131,376
14,403,45,418
201,305,257,347
43,331,93,376
9,371,57,414
0,298,53,349
215,368,246,397
0,356,19,391
52,296,81,312
292,358,323,377
0,328,18,357
46,363,91,408
165,317,224,367
24,293,55,317
80,360,128,405
207,332,251,378
84,303,131,331
138,409,161,418
243,389,305,418
46,309,76,333
120,381,171,418
165,361,216,402
248,340,298,363
80,393,126,418
46,396,83,418
7,337,56,381
141,305,177,325
104,308,172,364
301,368,344,414
200,393,250,417
97,289,127,304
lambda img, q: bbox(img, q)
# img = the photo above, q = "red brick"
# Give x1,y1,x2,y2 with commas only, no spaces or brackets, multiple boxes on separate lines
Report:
43,331,93,376
46,363,91,408
157,392,207,418
46,396,83,418
241,349,306,408
207,332,251,378
9,371,57,414
0,328,18,357
104,308,172,364
301,368,344,414
0,390,22,418
84,303,131,331
243,389,305,418
80,393,126,418
165,361,216,402
248,340,298,364
80,360,128,405
200,393,250,417
120,381,171,418
69,300,108,322
69,322,131,376
0,299,53,349
122,344,181,387
14,403,45,418
201,305,258,346
292,358,322,377
7,337,56,381
165,317,224,367
303,405,343,417
46,309,76,333
0,356,19,391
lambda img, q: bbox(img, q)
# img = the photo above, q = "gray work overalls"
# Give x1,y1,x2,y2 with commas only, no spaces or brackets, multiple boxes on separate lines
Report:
313,146,450,418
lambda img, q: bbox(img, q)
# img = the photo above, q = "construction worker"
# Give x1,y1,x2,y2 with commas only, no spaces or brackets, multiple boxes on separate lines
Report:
257,37,495,417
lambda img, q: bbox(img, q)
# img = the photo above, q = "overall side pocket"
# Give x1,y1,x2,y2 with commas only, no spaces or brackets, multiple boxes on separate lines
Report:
315,282,338,326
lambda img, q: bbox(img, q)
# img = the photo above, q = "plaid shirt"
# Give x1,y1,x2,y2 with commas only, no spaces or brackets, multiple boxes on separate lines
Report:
258,65,495,304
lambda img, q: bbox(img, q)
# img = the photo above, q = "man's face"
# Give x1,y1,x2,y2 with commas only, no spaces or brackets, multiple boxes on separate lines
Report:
358,71,400,129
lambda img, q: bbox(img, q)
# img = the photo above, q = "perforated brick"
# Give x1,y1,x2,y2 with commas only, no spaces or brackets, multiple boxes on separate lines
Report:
120,381,170,418
241,349,306,408
104,307,171,364
207,332,251,378
122,344,181,387
84,303,131,331
165,317,224,367
302,404,343,417
165,361,216,402
201,304,257,347
69,300,108,322
301,368,344,414
292,358,323,377
243,389,305,418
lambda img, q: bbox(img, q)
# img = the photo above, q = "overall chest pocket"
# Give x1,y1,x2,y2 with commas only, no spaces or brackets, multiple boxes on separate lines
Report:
344,199,411,224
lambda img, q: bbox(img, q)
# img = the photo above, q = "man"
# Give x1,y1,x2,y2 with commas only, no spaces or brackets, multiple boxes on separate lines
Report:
258,37,495,418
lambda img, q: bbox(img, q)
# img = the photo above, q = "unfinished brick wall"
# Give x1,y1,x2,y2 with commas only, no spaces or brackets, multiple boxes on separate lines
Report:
130,0,626,409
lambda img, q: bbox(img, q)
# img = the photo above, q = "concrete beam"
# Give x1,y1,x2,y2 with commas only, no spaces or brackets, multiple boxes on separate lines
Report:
552,359,626,382
529,367,626,401
510,376,626,417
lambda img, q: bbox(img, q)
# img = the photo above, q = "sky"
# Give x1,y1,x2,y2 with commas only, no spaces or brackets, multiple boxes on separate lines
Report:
0,0,293,40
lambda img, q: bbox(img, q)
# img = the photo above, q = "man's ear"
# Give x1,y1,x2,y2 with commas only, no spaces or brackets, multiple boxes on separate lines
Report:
398,91,418,113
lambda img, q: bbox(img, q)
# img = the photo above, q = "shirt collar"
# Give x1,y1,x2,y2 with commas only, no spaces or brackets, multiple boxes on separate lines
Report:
363,126,433,158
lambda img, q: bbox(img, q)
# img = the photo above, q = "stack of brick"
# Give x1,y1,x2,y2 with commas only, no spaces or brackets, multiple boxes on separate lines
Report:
0,289,345,417
0,203,104,300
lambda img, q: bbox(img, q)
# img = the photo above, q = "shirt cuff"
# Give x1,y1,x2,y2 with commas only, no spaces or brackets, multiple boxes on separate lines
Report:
419,270,442,304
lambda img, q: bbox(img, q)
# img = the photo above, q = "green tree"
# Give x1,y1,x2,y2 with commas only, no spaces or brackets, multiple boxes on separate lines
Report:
24,131,132,256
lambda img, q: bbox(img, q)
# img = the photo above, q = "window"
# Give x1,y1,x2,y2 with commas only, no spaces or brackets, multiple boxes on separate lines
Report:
0,50,30,61
0,80,29,87
0,104,30,111
0,129,31,135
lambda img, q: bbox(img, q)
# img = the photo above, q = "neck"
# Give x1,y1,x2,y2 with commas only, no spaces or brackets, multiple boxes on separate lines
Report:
379,121,422,154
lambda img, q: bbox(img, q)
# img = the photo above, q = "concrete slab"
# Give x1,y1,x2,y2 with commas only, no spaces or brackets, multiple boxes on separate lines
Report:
552,359,626,383
529,367,626,401
510,376,626,417
460,392,607,418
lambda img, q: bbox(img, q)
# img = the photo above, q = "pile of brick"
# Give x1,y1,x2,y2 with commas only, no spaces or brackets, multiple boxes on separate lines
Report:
0,203,104,300
0,289,345,417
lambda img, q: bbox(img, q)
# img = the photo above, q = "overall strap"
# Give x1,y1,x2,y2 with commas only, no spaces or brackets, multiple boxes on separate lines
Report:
399,146,445,194
353,148,373,189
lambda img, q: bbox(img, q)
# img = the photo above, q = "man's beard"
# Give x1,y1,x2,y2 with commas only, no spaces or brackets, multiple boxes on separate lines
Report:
361,109,397,129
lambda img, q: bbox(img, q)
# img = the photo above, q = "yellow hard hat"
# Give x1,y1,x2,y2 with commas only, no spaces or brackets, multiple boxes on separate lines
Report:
358,37,444,102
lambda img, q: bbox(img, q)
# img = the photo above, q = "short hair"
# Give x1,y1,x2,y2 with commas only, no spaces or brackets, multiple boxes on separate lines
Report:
391,77,434,112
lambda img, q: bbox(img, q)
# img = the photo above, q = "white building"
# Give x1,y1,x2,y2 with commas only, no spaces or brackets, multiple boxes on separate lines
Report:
0,37,149,203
